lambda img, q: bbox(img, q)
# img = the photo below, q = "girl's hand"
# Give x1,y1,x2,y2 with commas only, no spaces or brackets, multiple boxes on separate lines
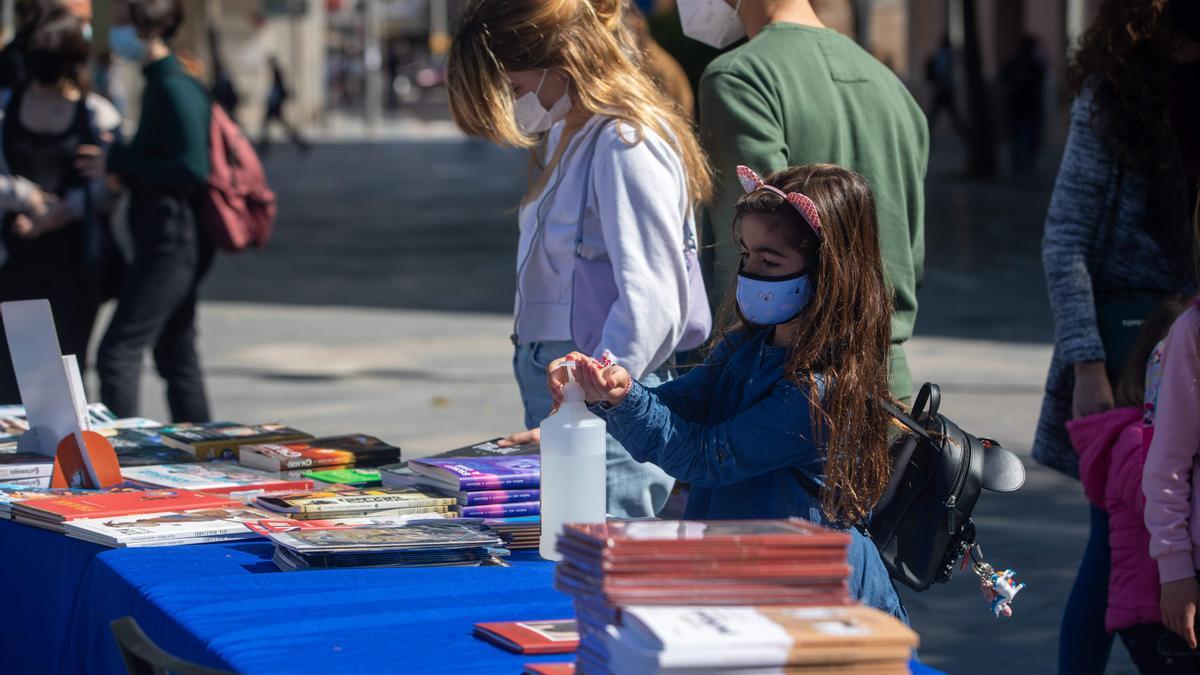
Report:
1072,361,1115,419
497,428,540,448
546,352,632,410
1162,577,1200,649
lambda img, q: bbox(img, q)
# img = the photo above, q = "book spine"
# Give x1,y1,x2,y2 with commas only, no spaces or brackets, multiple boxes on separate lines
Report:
457,501,541,518
295,497,454,513
457,489,541,506
0,464,53,480
459,475,541,491
0,475,50,488
81,527,253,545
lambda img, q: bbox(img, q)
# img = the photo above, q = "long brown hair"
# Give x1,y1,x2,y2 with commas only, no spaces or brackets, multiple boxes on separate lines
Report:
1067,0,1177,172
714,164,894,525
446,0,713,204
1114,295,1193,407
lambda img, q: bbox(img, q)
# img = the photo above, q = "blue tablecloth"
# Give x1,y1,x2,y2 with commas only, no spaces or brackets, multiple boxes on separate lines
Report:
1,520,941,674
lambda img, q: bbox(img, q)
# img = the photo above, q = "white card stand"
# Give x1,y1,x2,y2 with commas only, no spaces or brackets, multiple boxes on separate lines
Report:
2,300,89,465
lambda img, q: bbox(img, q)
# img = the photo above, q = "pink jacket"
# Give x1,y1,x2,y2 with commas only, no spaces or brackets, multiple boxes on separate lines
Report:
1143,305,1200,584
1069,406,1161,632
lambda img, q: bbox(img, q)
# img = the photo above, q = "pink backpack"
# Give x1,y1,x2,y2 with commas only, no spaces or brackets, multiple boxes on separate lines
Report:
201,104,277,252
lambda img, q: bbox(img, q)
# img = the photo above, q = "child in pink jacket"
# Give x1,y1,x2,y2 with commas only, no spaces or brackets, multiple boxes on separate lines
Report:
1071,297,1190,674
1145,297,1200,664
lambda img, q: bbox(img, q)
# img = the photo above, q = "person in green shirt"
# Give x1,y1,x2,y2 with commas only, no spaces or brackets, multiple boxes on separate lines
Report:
685,0,928,399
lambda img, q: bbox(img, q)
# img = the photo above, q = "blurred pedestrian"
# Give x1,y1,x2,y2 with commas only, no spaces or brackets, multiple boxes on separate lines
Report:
0,8,122,402
924,34,966,141
0,0,86,93
624,2,694,117
260,55,309,156
208,27,239,122
92,50,128,119
1001,34,1047,175
447,0,713,518
692,0,927,401
1033,1,1199,672
85,0,215,422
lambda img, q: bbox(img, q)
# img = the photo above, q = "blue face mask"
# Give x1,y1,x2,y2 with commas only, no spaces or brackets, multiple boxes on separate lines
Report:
109,26,146,63
735,264,813,326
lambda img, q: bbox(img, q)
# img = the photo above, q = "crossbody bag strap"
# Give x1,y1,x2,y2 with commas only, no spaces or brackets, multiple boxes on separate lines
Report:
572,118,613,260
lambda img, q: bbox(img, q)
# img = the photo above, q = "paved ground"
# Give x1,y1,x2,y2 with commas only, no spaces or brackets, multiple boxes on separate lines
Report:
95,119,1137,673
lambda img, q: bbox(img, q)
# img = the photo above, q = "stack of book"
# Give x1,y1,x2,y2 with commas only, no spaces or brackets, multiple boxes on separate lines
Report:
253,486,456,520
0,483,93,518
150,422,312,461
64,505,275,548
554,519,859,671
239,434,400,475
379,437,538,489
121,463,314,497
265,520,509,571
407,455,542,549
9,489,241,533
604,605,917,674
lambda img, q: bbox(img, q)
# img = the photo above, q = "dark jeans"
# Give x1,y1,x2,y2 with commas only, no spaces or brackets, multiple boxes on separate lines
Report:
97,194,214,422
1120,623,1200,675
1059,504,1114,674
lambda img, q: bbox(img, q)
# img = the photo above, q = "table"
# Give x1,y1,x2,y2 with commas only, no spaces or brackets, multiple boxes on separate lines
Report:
1,520,941,674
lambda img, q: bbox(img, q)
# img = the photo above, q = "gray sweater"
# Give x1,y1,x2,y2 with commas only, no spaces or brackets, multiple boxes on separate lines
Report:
1034,83,1194,477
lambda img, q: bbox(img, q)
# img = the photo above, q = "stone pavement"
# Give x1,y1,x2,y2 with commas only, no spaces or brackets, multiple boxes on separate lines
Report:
103,128,1136,673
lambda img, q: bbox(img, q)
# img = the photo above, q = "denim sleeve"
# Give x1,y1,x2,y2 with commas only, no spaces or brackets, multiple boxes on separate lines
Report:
648,335,743,423
593,376,820,488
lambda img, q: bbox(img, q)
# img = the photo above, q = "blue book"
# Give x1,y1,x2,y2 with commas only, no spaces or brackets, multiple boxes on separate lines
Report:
453,488,541,506
409,456,540,491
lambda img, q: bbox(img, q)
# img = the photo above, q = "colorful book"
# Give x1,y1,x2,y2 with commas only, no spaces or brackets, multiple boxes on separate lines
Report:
409,456,540,492
64,506,275,547
245,513,454,534
239,435,400,472
255,487,455,516
155,422,312,462
451,488,540,506
474,619,579,655
457,501,540,518
121,463,313,497
379,437,538,489
100,428,197,467
11,489,239,527
303,468,382,487
0,453,54,481
0,483,95,518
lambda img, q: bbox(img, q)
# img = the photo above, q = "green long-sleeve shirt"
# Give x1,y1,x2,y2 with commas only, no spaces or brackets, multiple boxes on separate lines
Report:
698,23,929,399
107,55,210,194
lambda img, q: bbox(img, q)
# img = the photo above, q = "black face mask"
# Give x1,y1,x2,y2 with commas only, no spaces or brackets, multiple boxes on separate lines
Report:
24,50,67,85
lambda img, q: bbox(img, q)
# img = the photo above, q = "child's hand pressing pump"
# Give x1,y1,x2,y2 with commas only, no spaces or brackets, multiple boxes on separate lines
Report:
546,351,632,412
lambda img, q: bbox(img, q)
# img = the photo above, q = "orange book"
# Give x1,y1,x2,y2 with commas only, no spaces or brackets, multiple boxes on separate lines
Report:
474,620,579,655
11,489,239,523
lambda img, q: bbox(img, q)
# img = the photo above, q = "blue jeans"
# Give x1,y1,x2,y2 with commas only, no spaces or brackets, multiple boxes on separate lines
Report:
1059,504,1114,674
513,340,675,519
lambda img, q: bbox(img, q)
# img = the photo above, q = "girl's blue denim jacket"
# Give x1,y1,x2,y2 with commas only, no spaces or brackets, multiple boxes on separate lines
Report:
590,327,906,620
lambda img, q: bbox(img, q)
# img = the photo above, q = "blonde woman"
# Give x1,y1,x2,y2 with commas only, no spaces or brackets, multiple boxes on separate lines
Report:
447,0,713,518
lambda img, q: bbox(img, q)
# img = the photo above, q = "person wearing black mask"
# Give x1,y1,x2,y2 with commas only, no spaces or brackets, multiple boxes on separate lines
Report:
0,8,122,402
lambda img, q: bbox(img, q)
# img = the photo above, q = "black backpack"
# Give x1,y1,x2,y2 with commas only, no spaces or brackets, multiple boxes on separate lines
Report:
870,383,1026,591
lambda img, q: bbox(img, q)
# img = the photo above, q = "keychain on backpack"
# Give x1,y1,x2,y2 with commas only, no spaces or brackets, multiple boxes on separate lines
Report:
965,544,1025,618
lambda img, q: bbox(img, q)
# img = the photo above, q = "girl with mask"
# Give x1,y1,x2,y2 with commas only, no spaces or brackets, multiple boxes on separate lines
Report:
447,0,713,518
80,0,214,422
0,8,122,403
541,164,906,619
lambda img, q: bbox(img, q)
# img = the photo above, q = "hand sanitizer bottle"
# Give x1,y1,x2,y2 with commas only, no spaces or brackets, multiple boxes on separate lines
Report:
539,359,608,561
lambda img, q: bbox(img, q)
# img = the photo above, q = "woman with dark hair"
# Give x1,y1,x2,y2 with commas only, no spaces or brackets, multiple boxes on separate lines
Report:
1035,1,1200,672
0,8,122,402
82,0,214,422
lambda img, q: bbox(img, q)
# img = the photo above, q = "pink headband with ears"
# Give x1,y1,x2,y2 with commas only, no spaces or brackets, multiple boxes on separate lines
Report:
736,165,822,237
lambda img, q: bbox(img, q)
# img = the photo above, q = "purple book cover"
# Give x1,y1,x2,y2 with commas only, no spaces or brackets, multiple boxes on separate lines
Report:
410,456,540,491
456,488,541,506
458,501,541,518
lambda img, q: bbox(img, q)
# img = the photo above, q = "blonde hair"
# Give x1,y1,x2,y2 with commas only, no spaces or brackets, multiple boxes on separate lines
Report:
447,0,713,205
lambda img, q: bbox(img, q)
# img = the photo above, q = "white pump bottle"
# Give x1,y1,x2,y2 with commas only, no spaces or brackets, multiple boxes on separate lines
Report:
539,360,608,561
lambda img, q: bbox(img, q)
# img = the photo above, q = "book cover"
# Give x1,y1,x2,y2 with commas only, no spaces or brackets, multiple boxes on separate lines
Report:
303,468,381,486
379,437,538,487
474,620,579,655
287,505,451,520
0,453,54,481
12,489,239,522
267,521,503,553
256,487,455,514
239,435,400,472
121,463,314,496
563,518,849,549
522,664,574,675
453,488,541,506
409,456,540,491
245,513,453,534
65,506,275,546
156,422,312,461
457,501,540,518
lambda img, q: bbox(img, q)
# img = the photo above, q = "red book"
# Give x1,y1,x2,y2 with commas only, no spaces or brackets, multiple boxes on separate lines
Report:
474,620,579,655
523,665,574,675
11,489,239,523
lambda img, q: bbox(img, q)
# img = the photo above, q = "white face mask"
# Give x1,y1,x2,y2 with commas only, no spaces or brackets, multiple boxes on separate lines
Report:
514,70,572,135
678,0,745,49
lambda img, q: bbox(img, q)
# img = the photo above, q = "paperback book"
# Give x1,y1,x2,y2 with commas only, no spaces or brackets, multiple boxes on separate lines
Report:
64,506,276,547
303,468,382,487
379,437,538,489
155,422,312,461
121,463,314,497
409,456,540,492
0,453,54,482
11,490,239,532
255,487,455,516
456,501,540,519
239,435,400,472
451,488,540,507
474,619,579,655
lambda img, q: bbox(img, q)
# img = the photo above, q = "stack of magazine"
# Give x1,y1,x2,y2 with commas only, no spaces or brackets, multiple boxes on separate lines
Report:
253,486,456,520
64,505,276,548
381,438,543,550
554,519,859,672
121,462,314,497
265,520,510,571
605,605,917,674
